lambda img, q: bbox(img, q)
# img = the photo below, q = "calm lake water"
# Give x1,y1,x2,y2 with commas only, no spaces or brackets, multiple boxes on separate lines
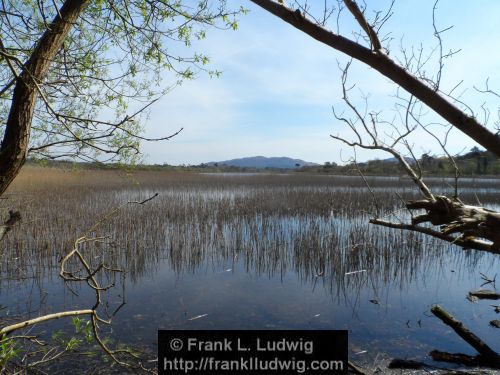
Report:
0,169,499,372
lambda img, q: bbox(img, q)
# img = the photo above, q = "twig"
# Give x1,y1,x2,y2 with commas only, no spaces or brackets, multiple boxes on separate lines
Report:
343,0,382,51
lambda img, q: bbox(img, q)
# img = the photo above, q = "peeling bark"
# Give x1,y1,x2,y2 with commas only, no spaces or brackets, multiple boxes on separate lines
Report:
406,195,500,251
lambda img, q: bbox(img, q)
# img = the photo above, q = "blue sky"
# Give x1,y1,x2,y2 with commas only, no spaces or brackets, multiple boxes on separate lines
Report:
141,1,500,165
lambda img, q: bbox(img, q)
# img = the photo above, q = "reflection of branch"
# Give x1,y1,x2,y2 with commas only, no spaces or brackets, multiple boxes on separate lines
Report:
0,210,21,241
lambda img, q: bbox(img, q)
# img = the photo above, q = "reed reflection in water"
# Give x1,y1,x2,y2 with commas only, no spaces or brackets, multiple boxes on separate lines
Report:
0,167,498,366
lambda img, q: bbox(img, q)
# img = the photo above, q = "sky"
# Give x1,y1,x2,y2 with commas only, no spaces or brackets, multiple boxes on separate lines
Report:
140,0,500,166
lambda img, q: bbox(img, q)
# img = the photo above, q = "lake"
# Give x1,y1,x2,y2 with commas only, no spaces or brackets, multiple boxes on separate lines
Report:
0,167,498,373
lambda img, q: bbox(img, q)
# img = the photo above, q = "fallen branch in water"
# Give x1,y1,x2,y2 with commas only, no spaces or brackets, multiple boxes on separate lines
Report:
429,350,500,369
388,358,424,369
407,196,500,252
468,289,500,300
0,193,160,372
0,310,94,336
430,305,500,368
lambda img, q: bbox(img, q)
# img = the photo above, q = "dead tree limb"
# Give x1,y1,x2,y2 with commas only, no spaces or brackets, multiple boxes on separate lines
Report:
0,310,94,337
330,62,500,254
369,218,495,253
369,174,500,254
249,0,500,156
406,196,500,252
431,305,500,364
429,350,500,368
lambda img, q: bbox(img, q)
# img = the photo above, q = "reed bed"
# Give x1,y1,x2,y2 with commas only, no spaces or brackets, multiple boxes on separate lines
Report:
0,166,494,297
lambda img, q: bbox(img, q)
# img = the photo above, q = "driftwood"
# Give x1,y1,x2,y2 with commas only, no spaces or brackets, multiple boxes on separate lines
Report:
408,196,500,251
0,309,94,336
372,196,500,255
468,290,500,300
490,320,500,328
430,305,500,368
326,58,500,255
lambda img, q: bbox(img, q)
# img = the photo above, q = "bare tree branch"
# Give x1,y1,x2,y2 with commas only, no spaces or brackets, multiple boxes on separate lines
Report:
249,0,500,156
343,0,382,51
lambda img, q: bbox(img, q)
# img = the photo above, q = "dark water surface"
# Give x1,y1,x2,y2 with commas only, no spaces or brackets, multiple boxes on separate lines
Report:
1,169,499,371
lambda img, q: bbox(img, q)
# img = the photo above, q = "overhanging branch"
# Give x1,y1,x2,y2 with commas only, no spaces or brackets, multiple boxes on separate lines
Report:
370,218,497,254
249,0,500,156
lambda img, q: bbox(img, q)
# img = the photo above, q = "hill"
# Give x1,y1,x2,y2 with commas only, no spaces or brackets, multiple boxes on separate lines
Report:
206,156,318,169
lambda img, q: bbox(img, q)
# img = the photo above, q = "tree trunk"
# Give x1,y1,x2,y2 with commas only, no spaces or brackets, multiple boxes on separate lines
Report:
0,0,90,196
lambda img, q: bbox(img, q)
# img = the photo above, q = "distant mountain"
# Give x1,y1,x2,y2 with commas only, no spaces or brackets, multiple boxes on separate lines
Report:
206,156,319,169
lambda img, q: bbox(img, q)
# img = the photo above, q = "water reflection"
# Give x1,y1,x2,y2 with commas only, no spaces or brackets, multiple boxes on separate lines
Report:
0,169,499,368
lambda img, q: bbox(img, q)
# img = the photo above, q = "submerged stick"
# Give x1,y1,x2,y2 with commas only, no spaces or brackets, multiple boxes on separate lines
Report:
345,270,367,275
468,289,500,300
431,305,499,360
429,350,481,366
188,314,208,321
1,309,94,336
